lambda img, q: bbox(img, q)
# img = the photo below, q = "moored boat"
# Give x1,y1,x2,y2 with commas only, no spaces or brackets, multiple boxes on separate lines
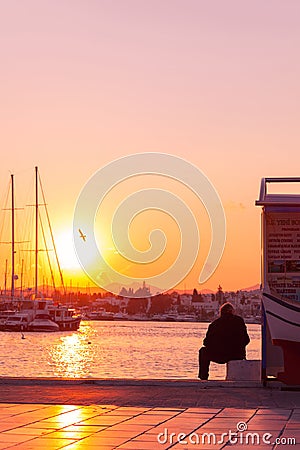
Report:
0,297,81,332
263,291,300,344
262,289,300,384
4,313,31,331
48,305,81,330
0,310,16,331
86,310,115,320
28,313,59,332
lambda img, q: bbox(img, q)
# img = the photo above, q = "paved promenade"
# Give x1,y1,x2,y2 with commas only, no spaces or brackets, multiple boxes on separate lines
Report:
0,379,299,449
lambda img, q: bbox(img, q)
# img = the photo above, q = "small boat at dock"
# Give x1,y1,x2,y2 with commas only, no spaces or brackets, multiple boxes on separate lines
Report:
48,305,81,331
28,313,59,332
86,310,115,320
1,298,81,332
4,313,31,332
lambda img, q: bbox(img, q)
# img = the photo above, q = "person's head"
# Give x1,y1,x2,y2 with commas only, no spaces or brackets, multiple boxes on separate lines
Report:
220,302,234,317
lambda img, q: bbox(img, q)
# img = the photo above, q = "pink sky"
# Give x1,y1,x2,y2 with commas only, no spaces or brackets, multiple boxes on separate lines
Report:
1,1,300,291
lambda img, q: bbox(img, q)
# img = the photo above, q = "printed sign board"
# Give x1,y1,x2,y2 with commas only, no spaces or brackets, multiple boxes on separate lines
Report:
265,211,300,303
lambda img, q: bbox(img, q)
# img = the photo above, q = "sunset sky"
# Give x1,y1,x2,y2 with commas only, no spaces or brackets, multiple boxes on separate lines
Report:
1,1,300,293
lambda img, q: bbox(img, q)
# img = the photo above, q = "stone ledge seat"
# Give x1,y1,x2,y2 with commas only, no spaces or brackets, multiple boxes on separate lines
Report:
226,359,261,381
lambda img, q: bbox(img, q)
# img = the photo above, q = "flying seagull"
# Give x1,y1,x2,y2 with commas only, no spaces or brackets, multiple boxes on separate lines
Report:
79,229,86,242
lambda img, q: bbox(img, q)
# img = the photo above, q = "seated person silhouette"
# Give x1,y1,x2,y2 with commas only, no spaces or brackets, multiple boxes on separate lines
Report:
198,302,250,380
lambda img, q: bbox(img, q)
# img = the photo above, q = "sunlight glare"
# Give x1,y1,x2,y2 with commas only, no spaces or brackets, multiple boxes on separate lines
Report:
55,230,81,270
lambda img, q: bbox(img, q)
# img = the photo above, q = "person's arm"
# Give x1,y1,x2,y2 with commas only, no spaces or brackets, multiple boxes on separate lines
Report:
203,322,214,347
244,325,250,346
240,319,250,346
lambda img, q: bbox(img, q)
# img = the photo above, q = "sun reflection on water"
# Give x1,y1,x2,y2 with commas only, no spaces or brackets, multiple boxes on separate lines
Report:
49,326,95,378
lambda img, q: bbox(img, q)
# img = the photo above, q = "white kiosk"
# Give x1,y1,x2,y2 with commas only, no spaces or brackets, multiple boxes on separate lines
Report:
256,178,300,385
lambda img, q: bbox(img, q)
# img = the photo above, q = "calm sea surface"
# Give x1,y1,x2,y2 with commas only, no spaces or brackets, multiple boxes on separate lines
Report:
0,321,261,380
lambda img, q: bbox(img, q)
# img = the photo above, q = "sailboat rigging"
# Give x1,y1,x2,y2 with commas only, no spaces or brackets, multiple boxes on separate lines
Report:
0,167,81,331
24,167,65,296
0,173,26,300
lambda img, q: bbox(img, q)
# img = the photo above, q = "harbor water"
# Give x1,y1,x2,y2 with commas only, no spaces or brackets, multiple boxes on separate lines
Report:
0,321,261,379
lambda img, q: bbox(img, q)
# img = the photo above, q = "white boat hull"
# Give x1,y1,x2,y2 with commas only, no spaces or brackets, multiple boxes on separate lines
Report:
262,292,300,343
28,324,59,332
263,291,300,385
28,316,59,332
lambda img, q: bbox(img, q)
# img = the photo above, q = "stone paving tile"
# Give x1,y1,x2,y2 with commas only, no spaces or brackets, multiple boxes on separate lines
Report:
76,417,127,426
121,419,163,427
23,421,66,429
61,425,107,433
138,415,176,423
112,407,151,413
151,424,204,436
195,421,247,430
251,414,291,421
42,430,94,439
289,418,300,423
144,427,186,438
142,410,180,415
95,429,140,439
255,408,292,414
63,444,114,450
123,432,159,442
171,444,224,450
1,427,52,437
285,422,300,429
245,421,287,430
164,434,227,449
222,446,271,450
41,410,93,423
279,430,300,438
64,446,114,450
108,423,154,432
75,435,128,446
151,408,186,411
286,414,300,420
179,412,218,418
8,437,78,449
171,435,279,449
116,442,165,450
0,433,35,444
103,411,138,418
0,421,33,429
214,408,257,418
0,424,25,433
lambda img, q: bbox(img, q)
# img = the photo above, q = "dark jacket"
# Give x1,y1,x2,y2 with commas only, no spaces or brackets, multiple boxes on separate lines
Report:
203,313,250,363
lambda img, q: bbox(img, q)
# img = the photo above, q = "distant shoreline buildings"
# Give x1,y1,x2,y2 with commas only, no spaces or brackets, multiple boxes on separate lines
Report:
81,283,262,323
0,282,262,324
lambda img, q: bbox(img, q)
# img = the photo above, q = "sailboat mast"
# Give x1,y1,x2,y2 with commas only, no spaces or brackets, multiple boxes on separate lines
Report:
39,175,66,294
20,258,24,298
11,174,15,298
4,259,8,295
35,166,38,296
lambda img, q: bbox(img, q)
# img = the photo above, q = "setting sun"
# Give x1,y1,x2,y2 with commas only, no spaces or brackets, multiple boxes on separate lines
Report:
55,229,81,270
